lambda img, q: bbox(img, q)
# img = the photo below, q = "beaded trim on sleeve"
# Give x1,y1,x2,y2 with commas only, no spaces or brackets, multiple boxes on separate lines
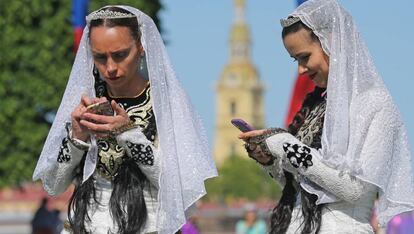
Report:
248,128,288,165
65,122,89,151
109,120,140,137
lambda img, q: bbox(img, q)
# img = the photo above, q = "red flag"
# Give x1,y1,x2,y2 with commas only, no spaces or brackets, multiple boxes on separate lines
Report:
284,74,315,127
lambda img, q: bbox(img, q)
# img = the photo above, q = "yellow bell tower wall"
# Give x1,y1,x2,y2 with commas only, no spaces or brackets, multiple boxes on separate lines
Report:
214,0,265,166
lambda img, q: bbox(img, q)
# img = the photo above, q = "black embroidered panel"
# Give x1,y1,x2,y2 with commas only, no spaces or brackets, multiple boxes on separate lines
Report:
96,139,125,179
283,143,313,169
92,76,157,179
296,93,326,149
95,77,157,142
126,141,154,166
57,137,71,163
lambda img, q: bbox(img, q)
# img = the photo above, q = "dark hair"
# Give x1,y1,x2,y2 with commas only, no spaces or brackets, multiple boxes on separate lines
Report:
282,20,319,43
68,157,149,234
269,87,325,234
68,154,94,233
88,6,141,42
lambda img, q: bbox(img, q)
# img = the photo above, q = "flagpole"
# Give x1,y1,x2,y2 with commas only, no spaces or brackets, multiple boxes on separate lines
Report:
71,0,89,53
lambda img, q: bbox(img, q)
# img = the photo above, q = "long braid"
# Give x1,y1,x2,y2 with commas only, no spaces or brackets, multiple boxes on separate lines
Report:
68,154,96,234
109,158,148,234
67,159,149,233
269,87,325,234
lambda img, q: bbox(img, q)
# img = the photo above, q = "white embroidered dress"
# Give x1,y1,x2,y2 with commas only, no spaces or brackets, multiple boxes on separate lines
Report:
259,0,414,232
33,6,217,234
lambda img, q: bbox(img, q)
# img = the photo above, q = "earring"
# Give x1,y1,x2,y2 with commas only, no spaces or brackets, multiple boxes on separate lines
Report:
139,53,145,71
138,52,149,80
93,66,99,75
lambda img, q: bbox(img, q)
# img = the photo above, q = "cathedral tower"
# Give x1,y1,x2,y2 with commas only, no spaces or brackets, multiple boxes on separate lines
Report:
214,0,265,165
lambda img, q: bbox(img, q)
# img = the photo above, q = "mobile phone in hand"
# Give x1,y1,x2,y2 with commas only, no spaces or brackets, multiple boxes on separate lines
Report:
86,100,114,116
231,118,254,132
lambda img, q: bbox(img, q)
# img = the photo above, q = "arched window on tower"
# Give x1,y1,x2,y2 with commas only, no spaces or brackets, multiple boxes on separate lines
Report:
230,101,236,116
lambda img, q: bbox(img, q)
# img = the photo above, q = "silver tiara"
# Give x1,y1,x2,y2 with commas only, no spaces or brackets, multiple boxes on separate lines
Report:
280,16,301,28
86,9,135,23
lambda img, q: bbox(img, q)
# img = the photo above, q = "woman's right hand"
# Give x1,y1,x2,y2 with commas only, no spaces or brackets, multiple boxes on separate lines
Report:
70,95,105,142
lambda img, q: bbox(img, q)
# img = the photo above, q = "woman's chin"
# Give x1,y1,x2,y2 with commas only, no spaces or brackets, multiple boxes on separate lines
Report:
105,78,124,88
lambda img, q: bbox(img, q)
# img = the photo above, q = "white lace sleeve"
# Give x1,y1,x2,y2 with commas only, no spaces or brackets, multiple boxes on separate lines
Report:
116,128,160,189
261,160,286,187
266,133,375,204
42,136,89,196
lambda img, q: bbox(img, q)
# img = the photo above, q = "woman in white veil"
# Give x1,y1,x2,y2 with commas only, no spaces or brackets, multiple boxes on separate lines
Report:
239,0,414,233
33,5,217,234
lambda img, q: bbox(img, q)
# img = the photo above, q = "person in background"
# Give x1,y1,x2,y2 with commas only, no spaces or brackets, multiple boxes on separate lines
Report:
51,209,63,234
235,205,267,234
181,216,200,234
386,211,414,234
31,198,53,234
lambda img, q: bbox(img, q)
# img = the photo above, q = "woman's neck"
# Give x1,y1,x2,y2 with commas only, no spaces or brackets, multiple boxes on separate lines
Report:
107,75,148,98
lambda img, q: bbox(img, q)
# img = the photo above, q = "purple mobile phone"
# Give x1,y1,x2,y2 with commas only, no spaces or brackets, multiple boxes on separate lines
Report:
231,118,255,132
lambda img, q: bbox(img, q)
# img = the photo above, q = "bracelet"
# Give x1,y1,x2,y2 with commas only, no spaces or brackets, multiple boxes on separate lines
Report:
65,122,89,151
248,127,287,163
244,142,275,166
110,120,139,136
248,127,288,145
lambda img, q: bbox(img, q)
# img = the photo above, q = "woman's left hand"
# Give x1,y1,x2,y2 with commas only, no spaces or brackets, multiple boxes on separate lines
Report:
238,129,274,165
80,100,129,138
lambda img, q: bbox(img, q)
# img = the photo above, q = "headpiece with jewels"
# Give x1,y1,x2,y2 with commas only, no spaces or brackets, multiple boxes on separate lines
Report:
280,16,301,28
86,9,136,23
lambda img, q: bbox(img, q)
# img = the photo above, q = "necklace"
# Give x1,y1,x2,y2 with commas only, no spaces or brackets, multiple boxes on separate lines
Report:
107,81,149,99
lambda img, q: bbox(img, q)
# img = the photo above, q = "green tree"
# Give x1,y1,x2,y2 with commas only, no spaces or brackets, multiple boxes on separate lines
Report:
205,155,282,201
0,0,162,187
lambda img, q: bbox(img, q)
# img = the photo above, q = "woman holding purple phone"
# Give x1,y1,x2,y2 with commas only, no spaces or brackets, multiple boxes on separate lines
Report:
33,5,217,234
238,0,414,233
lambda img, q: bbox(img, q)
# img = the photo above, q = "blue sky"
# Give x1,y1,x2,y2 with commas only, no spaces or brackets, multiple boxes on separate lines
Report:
160,0,414,163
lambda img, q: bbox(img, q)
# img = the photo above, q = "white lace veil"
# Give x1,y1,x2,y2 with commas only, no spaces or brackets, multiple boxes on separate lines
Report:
33,5,217,233
283,0,414,226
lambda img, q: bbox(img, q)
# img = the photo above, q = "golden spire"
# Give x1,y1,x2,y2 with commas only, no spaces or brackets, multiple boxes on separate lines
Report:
230,0,250,55
235,0,245,7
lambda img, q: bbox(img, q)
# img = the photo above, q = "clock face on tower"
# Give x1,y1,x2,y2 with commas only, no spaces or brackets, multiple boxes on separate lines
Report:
225,73,240,87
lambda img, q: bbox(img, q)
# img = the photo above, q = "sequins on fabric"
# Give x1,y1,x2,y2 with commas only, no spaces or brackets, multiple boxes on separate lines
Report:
283,143,313,169
57,138,71,163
